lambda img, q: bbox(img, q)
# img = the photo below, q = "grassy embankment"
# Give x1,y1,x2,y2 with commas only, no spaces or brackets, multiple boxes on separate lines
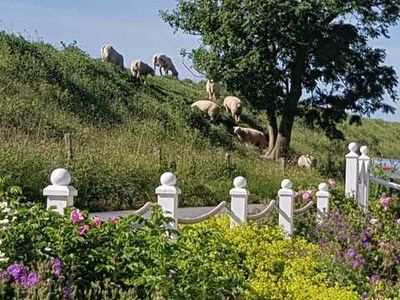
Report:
0,32,399,211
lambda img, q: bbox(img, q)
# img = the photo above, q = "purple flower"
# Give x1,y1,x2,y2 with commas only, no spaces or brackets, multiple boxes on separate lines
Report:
70,209,85,224
370,275,380,284
352,256,365,268
347,248,356,258
52,258,63,278
7,264,26,281
21,272,39,288
63,286,73,299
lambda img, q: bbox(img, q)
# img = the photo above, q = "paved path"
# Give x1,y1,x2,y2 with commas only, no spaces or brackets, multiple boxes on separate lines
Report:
91,204,267,221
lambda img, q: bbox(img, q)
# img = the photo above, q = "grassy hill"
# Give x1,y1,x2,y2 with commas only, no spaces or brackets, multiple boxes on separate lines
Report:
1,31,400,211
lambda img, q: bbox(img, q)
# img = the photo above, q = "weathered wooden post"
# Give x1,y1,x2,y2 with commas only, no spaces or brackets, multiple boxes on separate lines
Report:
278,179,294,238
225,153,232,167
345,142,359,199
316,183,330,224
358,146,370,213
155,172,181,230
230,176,249,227
43,168,77,214
64,133,73,161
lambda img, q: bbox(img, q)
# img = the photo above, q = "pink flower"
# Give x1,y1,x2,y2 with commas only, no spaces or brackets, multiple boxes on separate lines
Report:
109,216,120,223
370,218,379,225
78,225,90,236
396,218,400,226
92,216,102,228
328,178,336,188
295,191,302,198
70,209,85,224
379,197,391,210
302,192,311,200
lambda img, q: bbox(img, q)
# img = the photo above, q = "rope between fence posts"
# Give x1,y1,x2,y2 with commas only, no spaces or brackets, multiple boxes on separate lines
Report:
178,201,227,224
293,201,314,214
247,200,277,220
370,175,400,191
134,202,152,215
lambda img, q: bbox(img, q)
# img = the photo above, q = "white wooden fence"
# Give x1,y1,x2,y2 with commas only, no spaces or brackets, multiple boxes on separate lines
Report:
43,169,330,238
345,142,400,213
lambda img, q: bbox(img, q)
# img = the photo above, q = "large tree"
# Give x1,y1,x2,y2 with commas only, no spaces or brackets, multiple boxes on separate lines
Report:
162,0,399,159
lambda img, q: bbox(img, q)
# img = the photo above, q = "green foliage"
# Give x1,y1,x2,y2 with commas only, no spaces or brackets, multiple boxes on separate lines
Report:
162,0,399,157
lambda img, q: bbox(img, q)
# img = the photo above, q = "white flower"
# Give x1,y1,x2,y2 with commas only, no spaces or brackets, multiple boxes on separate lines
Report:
11,216,17,222
370,218,379,225
0,219,9,225
0,202,8,209
2,208,11,213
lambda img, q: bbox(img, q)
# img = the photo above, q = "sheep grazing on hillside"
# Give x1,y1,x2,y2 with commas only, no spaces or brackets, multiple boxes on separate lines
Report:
191,100,220,121
153,54,179,79
130,60,155,85
206,79,220,101
233,126,267,150
297,155,316,170
223,96,242,123
101,45,124,69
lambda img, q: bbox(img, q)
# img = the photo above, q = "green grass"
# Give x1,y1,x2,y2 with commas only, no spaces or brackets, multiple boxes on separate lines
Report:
0,31,399,211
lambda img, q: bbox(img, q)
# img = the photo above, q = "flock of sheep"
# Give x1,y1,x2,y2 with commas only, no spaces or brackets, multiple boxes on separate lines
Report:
100,44,315,169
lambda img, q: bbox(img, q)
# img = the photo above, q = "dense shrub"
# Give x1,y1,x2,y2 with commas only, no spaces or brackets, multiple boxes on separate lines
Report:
0,180,357,299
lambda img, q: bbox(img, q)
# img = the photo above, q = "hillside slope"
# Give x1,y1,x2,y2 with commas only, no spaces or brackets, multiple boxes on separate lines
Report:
0,32,399,211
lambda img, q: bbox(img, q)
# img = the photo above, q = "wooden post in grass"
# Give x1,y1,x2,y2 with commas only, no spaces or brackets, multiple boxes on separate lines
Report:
64,133,73,162
345,142,359,199
230,176,249,227
155,172,181,230
225,153,232,167
278,179,294,238
316,183,330,224
43,168,77,214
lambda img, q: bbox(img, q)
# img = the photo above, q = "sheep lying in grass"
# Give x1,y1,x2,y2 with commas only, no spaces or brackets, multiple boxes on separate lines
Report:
223,96,242,123
101,45,124,69
191,100,220,121
130,60,155,85
153,54,179,78
233,126,267,150
298,155,316,170
206,79,220,101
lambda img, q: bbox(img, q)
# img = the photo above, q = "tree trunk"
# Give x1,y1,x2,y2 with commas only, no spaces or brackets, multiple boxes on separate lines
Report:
264,49,306,160
266,114,295,160
265,112,278,157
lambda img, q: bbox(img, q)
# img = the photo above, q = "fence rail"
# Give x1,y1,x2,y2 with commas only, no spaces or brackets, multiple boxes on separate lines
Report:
43,169,331,238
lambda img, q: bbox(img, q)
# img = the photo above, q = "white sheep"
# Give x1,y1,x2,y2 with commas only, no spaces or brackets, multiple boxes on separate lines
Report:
298,155,316,170
223,96,242,123
206,79,220,101
153,54,179,78
130,60,155,85
233,126,267,150
101,45,124,69
191,100,220,120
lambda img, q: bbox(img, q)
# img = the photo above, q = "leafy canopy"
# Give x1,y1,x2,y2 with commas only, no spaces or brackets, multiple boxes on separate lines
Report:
162,0,399,138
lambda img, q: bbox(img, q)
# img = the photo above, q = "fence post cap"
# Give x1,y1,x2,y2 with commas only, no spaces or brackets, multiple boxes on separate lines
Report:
280,179,293,189
360,145,369,155
160,172,176,186
348,142,358,153
50,168,71,186
318,183,329,192
233,176,247,188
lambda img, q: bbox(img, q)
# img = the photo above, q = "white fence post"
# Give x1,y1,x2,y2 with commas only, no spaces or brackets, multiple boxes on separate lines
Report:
345,142,359,199
155,172,181,230
43,168,77,214
358,146,370,213
278,179,294,238
316,183,330,224
230,176,249,227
